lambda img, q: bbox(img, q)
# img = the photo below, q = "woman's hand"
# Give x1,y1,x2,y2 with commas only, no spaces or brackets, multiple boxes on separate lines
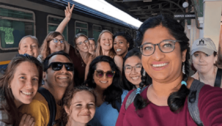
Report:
64,2,74,20
19,114,35,126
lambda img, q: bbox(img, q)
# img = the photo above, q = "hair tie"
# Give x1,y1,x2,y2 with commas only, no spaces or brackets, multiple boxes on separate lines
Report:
181,81,187,86
136,88,141,94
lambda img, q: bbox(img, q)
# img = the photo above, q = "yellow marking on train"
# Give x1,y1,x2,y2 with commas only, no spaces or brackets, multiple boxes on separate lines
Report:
0,60,10,65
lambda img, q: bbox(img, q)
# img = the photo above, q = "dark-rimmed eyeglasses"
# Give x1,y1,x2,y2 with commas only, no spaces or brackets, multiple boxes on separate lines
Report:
76,40,89,45
124,63,142,73
52,38,64,44
95,70,115,78
139,40,181,56
45,62,74,71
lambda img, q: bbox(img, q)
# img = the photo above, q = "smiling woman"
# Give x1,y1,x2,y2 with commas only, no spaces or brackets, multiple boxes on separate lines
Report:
61,85,96,126
0,54,42,126
116,14,222,126
84,56,128,126
113,32,134,58
95,30,123,72
38,31,66,62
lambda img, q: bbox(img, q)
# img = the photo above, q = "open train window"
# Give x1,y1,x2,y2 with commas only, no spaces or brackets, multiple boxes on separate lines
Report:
92,24,102,43
47,15,68,41
75,21,88,36
0,5,35,50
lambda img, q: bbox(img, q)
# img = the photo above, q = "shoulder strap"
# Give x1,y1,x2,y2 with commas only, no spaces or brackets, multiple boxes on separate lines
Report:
214,68,222,87
125,86,147,110
38,87,56,126
115,101,121,112
188,79,204,126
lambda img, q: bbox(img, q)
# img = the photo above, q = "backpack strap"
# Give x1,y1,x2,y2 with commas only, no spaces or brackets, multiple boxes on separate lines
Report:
188,79,204,126
125,86,147,110
214,68,222,87
115,101,121,112
38,87,56,126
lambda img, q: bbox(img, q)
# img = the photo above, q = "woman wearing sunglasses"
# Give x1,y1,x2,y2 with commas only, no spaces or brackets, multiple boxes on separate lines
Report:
55,3,94,85
116,14,222,126
0,54,42,126
84,56,128,126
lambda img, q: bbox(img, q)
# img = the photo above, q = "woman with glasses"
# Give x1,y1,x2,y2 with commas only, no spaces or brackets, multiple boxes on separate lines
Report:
0,54,42,126
84,56,128,126
122,48,151,90
38,31,66,62
95,30,123,72
116,14,222,126
55,3,94,85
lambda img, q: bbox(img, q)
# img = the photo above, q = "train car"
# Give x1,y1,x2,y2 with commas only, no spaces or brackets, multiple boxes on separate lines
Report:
0,0,137,72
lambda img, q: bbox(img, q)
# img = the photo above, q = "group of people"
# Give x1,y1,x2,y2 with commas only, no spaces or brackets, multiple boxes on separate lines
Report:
1,2,222,126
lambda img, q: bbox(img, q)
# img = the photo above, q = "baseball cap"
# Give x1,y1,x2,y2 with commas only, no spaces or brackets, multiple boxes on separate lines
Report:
191,38,217,55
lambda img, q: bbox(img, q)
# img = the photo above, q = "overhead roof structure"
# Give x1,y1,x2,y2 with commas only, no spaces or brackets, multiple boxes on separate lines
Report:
105,0,194,22
33,0,141,29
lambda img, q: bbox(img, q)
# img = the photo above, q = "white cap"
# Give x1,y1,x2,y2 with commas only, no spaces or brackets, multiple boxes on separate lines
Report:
191,38,217,55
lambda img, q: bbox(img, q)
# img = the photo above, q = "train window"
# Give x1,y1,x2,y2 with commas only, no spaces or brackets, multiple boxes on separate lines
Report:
104,27,112,32
92,25,102,43
47,15,68,41
0,5,35,50
113,28,118,34
75,21,88,36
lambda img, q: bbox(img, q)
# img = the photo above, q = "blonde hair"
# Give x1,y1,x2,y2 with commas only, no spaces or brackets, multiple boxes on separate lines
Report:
95,30,115,57
40,31,66,61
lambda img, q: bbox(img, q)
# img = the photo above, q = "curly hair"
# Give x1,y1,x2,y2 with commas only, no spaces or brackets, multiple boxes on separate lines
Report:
113,32,134,50
84,56,123,111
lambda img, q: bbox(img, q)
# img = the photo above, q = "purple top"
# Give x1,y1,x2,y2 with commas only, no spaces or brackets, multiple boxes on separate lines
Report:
116,84,222,126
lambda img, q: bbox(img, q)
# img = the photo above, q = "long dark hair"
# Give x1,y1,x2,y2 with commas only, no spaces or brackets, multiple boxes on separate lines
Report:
122,48,151,90
84,56,123,110
135,14,190,112
0,54,42,125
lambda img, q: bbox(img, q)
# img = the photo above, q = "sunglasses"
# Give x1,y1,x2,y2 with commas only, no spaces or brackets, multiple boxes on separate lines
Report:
46,62,74,71
95,70,115,78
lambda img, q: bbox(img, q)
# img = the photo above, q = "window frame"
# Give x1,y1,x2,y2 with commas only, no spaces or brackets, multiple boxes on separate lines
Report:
104,26,112,32
75,21,88,36
47,15,69,41
92,24,102,43
0,5,36,50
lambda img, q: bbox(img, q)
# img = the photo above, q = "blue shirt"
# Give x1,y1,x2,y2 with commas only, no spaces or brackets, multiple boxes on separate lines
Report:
88,90,128,126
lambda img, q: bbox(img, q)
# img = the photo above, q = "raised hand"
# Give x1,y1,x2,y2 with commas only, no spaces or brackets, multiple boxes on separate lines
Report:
19,114,35,126
64,2,74,20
